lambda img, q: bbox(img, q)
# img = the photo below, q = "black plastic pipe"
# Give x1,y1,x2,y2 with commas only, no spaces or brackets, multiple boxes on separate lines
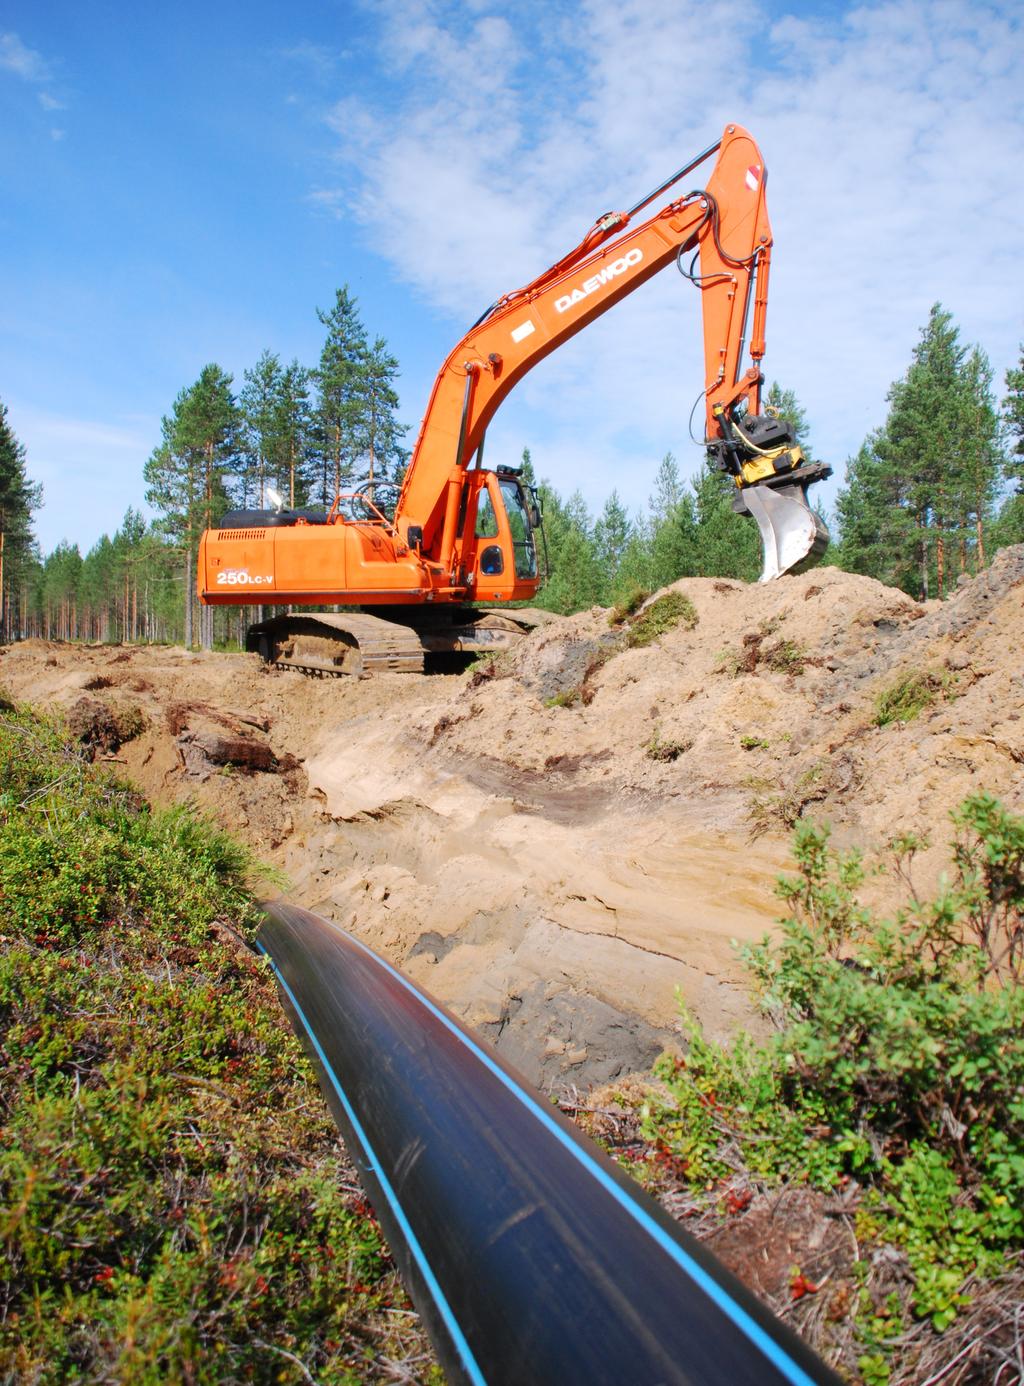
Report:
258,902,838,1386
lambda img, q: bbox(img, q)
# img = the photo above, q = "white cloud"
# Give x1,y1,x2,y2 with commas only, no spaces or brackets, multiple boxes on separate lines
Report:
11,405,158,553
280,40,341,80
0,31,49,82
38,90,64,110
319,0,1023,520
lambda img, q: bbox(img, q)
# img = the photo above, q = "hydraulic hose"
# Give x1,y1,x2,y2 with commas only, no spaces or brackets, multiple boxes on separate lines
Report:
258,902,839,1386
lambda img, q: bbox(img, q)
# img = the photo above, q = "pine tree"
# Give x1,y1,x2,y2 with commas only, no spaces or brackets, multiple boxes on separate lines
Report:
0,398,41,641
41,542,83,640
314,288,368,505
144,365,239,648
277,360,314,507
1002,344,1024,487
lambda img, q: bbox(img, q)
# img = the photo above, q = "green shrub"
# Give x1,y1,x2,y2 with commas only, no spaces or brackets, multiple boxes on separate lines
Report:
642,794,1024,1358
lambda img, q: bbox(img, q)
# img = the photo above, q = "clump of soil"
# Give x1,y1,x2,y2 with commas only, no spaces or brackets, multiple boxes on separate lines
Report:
65,694,147,757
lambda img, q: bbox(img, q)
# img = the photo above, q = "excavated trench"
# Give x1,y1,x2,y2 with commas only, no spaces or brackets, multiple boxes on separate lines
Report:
2,550,1022,1093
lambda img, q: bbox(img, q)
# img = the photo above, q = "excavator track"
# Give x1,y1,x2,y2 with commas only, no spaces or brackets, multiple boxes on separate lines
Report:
247,607,552,678
247,613,427,676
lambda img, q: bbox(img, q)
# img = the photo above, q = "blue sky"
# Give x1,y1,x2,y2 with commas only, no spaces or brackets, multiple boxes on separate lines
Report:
2,0,1021,555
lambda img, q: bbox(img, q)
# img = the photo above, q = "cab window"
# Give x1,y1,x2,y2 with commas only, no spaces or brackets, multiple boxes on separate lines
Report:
475,487,499,538
499,478,538,579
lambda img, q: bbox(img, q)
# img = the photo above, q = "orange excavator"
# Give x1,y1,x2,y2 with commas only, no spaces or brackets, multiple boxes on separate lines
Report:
199,123,831,674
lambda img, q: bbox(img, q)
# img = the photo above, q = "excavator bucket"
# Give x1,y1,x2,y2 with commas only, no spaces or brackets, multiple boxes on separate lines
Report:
742,480,830,583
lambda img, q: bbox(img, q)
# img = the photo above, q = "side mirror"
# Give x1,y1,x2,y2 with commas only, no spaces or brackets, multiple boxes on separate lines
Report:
266,487,284,513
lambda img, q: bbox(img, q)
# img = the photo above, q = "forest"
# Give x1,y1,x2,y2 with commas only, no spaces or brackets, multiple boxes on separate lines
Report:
2,296,1023,649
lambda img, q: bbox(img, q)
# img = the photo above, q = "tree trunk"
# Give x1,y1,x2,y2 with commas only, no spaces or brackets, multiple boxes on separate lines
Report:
919,523,930,602
936,525,945,600
184,551,194,649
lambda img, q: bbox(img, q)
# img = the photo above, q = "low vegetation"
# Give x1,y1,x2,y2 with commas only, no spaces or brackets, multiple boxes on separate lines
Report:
644,726,693,762
624,591,698,647
717,620,812,679
874,669,952,726
595,796,1024,1383
0,702,433,1382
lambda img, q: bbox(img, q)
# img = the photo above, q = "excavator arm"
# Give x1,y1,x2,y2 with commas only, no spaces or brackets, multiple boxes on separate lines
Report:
394,122,830,582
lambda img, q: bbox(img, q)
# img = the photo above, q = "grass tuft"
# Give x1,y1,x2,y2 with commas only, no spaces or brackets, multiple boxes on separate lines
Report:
626,592,698,648
874,670,950,726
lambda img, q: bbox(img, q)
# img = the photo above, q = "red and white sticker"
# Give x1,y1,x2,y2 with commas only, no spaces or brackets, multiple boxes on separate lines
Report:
745,164,762,192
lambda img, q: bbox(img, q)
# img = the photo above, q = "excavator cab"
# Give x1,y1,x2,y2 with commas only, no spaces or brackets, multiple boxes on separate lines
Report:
470,468,542,601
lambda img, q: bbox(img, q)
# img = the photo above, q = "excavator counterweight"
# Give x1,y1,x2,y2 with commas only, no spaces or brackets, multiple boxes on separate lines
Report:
199,123,831,671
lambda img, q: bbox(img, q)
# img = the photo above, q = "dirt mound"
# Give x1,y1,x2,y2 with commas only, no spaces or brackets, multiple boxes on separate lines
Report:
2,550,1021,1091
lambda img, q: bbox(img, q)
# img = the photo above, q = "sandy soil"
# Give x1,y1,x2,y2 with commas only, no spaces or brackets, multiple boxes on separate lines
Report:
3,548,1021,1091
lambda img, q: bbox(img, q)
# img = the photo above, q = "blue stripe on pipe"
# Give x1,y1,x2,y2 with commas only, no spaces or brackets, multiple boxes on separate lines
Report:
320,917,818,1386
255,941,487,1386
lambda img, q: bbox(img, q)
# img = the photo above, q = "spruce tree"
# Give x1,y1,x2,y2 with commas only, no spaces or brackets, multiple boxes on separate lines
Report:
834,437,918,589
955,348,1002,574
691,463,761,581
648,452,683,526
535,489,603,613
649,492,698,589
836,306,1003,596
1003,344,1024,486
593,490,632,603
